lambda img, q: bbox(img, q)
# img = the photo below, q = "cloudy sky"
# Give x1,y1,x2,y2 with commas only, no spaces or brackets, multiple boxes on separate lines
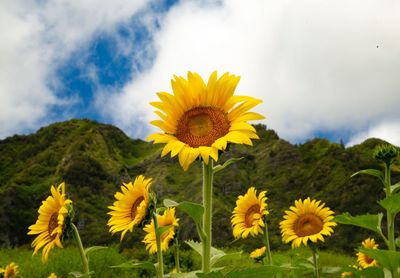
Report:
1,0,400,146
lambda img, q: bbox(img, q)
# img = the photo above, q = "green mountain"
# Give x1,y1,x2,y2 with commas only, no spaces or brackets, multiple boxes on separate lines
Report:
0,119,398,253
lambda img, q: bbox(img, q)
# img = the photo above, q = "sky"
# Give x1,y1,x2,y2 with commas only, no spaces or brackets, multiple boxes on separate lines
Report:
1,0,400,147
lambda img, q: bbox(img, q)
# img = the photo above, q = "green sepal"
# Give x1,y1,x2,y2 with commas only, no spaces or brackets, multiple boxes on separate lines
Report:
110,260,157,272
213,158,243,174
351,169,384,183
334,213,383,234
378,192,400,215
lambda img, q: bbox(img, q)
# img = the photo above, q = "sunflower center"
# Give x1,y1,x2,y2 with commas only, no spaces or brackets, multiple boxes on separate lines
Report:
293,214,323,237
131,196,145,219
245,204,261,228
48,213,59,236
364,255,374,265
176,107,230,148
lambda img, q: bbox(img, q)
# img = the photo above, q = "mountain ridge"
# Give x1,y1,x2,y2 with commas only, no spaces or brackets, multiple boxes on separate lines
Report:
0,119,398,253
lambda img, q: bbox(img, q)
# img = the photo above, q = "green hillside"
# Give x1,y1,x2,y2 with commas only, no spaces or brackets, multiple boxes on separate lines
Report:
0,119,398,254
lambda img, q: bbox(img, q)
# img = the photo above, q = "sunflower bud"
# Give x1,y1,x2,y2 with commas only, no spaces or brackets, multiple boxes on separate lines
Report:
373,144,399,165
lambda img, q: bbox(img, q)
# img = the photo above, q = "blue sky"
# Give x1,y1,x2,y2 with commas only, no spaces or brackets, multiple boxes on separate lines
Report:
1,0,400,146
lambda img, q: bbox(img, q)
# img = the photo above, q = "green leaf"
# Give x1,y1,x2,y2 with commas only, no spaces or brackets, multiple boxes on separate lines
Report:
110,260,156,272
170,271,201,278
196,271,224,278
156,225,172,238
213,158,244,174
163,200,204,228
223,265,296,278
390,182,400,194
210,252,242,267
358,248,400,275
84,246,108,257
378,192,400,215
351,169,384,183
164,199,180,207
69,271,94,277
334,213,383,234
357,267,385,278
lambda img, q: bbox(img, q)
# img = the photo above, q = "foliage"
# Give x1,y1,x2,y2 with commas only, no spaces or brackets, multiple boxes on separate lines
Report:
0,119,399,255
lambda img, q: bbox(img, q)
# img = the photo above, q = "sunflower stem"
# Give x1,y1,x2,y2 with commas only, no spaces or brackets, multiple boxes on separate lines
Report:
384,163,396,251
263,220,273,265
311,247,320,278
71,223,90,277
174,237,181,273
153,212,164,278
202,160,214,274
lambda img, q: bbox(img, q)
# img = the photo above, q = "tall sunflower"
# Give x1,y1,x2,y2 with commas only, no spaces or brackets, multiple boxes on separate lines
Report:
280,197,336,248
28,182,72,262
0,262,18,278
231,187,268,239
357,238,378,269
108,175,152,240
147,71,264,170
143,208,179,254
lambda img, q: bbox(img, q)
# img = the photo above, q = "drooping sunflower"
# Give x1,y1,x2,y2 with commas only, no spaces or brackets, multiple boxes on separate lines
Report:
250,246,266,259
147,71,264,170
108,175,152,240
280,197,336,248
231,187,268,239
357,238,379,269
143,208,179,254
28,182,72,262
0,262,18,278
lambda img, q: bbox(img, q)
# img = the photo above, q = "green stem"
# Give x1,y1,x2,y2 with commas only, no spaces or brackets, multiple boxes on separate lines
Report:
153,212,164,278
174,238,181,273
384,163,396,251
71,223,90,277
263,220,273,265
311,247,320,278
202,160,214,274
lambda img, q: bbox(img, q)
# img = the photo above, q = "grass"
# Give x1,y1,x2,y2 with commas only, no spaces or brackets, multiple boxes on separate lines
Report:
0,245,355,278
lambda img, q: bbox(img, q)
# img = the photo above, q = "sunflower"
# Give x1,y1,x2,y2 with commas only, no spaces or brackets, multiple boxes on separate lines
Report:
48,273,57,278
231,187,268,239
28,182,72,262
143,208,179,254
108,175,152,240
147,71,264,170
280,197,336,248
357,238,379,268
250,246,266,259
0,262,18,278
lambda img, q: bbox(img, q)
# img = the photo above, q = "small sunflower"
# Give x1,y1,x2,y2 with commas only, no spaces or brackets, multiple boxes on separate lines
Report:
341,272,353,277
28,182,72,262
108,175,152,240
143,208,179,254
280,197,336,248
250,246,266,259
231,187,268,239
48,273,57,278
0,262,18,278
357,238,379,269
147,71,264,170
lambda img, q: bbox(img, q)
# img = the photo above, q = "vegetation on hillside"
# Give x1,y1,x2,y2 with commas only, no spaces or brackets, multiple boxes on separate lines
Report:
0,119,398,255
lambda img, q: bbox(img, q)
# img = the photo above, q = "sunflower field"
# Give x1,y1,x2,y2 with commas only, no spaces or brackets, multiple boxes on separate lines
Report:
1,72,400,278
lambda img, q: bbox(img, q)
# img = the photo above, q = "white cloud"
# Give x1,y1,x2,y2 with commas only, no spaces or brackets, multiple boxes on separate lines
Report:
104,0,400,143
347,122,400,147
0,0,149,138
